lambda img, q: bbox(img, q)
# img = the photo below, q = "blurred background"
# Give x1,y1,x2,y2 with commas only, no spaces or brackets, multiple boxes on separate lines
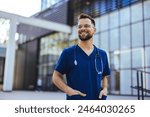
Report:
0,0,150,99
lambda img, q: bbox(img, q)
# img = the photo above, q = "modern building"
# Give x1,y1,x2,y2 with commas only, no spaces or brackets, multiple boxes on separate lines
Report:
0,0,150,97
41,0,61,10
0,18,9,90
0,45,6,90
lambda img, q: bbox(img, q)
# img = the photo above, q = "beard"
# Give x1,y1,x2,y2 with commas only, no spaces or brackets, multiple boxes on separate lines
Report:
78,33,93,41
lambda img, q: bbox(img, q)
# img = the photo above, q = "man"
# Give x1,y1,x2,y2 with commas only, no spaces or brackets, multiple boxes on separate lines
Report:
52,13,110,100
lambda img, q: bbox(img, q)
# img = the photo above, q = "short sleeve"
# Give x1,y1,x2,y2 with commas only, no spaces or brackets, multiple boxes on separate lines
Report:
102,52,111,77
55,49,68,75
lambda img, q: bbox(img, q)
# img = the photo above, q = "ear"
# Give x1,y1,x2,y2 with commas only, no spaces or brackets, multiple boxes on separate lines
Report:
93,27,96,34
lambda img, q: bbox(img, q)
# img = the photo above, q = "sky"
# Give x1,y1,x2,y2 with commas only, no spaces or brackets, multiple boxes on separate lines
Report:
0,0,41,17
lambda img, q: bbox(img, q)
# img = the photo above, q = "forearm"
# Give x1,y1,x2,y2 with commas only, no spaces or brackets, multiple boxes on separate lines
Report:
101,76,109,95
52,70,86,97
103,76,108,90
99,76,109,98
52,71,72,95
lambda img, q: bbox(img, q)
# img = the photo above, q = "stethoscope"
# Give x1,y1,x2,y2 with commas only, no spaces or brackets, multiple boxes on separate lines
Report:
74,45,103,75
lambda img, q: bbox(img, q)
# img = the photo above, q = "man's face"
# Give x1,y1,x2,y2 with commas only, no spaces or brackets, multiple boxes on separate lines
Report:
77,18,96,41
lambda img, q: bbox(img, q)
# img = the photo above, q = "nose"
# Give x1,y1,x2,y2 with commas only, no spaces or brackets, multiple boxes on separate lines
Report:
79,27,86,32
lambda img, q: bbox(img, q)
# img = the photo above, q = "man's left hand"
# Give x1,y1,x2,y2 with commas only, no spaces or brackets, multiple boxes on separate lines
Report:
99,87,107,99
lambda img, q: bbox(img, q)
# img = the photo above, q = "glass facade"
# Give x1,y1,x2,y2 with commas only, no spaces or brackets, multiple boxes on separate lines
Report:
41,0,62,10
69,0,150,95
0,18,8,88
38,0,150,95
38,32,69,90
72,0,142,25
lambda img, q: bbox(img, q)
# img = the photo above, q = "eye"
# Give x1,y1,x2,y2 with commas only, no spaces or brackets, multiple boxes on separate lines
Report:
84,24,91,28
77,24,91,29
78,25,82,29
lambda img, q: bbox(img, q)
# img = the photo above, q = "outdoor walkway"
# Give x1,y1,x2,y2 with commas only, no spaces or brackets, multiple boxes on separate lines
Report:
0,91,150,100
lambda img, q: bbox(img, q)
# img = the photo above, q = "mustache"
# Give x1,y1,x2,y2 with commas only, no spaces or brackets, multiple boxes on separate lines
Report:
79,30,88,34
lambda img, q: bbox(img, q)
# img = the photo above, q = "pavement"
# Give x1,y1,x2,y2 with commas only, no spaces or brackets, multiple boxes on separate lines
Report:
0,91,150,100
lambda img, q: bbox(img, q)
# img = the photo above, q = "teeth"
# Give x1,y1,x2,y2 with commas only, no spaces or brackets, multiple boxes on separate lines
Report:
81,34,87,37
81,32,87,35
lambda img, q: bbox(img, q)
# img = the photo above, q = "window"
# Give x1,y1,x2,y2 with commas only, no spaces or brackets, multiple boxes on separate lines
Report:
144,20,150,46
144,0,150,19
94,17,100,33
93,1,101,17
120,25,131,49
72,0,140,25
93,34,99,48
120,70,132,95
100,31,109,51
132,48,144,68
110,11,119,29
100,15,108,31
110,52,120,70
132,22,143,47
145,47,150,67
131,3,143,23
109,0,118,11
120,50,131,69
100,0,107,15
110,29,119,51
120,7,130,26
121,0,130,7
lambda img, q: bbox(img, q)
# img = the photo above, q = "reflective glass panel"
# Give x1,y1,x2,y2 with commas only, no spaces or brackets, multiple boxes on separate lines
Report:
132,48,144,68
110,29,119,51
120,70,131,95
100,31,109,51
120,50,131,69
93,34,100,48
94,17,100,33
110,52,120,70
120,25,131,49
131,3,143,23
144,0,150,19
100,15,108,31
144,20,150,46
145,47,150,67
120,7,130,26
110,11,119,29
132,22,143,47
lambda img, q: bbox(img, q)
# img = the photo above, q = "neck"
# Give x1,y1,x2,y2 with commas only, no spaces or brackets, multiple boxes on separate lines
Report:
78,39,93,50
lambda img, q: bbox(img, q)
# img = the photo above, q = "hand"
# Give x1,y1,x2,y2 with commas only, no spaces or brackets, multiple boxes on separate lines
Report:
67,87,86,97
99,88,107,99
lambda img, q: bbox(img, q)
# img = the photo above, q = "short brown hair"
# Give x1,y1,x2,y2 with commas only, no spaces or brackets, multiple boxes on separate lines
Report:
78,13,95,27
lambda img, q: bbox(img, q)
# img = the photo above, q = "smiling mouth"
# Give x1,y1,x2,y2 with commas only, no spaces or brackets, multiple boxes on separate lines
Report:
80,32,88,37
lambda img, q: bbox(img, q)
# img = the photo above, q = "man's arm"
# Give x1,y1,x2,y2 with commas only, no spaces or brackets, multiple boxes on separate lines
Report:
52,70,86,96
99,75,109,98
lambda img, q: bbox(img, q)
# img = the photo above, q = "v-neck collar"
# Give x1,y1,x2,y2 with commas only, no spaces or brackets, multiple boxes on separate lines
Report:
77,44,96,58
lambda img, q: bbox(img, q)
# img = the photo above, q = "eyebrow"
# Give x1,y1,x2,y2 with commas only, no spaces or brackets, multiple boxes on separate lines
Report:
77,24,94,28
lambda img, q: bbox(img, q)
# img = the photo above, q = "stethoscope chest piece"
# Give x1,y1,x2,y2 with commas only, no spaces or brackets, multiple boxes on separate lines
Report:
74,60,78,66
74,45,103,74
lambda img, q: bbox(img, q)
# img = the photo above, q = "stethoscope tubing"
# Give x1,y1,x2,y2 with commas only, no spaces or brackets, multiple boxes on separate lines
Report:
74,45,103,75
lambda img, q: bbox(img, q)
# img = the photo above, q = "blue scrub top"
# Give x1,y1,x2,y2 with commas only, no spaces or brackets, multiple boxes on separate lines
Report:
55,45,110,100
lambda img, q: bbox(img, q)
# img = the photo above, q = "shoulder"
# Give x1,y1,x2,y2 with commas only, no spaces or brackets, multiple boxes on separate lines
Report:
62,45,75,54
98,48,106,54
95,46,107,55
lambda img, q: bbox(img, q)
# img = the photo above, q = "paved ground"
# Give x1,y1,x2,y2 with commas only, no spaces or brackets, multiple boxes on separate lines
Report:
0,91,150,100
